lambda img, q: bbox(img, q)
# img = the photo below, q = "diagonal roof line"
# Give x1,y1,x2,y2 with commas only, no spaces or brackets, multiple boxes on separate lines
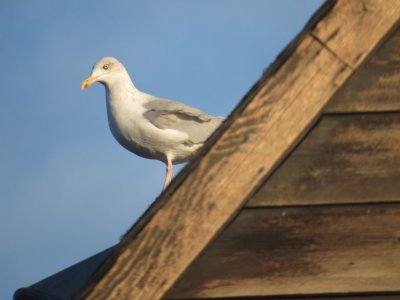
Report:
76,1,400,299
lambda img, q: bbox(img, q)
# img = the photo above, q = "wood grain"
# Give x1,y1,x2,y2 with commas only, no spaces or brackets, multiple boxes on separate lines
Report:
77,2,400,300
312,0,400,68
325,26,400,113
168,205,400,298
248,113,400,207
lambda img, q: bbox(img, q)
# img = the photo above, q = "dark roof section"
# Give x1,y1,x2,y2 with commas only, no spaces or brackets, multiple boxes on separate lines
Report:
14,246,116,300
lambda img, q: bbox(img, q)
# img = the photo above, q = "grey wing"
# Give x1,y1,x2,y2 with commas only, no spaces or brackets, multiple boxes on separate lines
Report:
143,98,224,144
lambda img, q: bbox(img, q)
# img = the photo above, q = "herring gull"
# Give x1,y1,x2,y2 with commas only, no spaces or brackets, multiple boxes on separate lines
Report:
82,57,224,191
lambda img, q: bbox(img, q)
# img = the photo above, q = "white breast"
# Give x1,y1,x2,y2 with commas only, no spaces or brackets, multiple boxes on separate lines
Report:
105,86,198,163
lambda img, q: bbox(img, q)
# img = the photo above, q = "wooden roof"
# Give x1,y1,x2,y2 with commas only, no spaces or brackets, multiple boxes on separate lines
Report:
75,1,400,299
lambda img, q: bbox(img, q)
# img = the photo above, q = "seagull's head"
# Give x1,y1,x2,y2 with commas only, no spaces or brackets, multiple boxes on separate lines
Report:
81,57,128,89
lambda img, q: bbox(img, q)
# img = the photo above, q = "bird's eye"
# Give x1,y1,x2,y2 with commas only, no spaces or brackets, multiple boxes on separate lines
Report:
102,64,109,70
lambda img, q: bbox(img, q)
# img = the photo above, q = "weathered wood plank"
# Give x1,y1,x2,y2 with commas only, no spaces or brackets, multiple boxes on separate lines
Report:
248,113,400,207
312,0,400,68
168,205,400,298
77,2,400,300
324,26,400,113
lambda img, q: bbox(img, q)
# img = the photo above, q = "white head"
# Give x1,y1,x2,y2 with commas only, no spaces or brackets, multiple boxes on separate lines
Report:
81,57,130,89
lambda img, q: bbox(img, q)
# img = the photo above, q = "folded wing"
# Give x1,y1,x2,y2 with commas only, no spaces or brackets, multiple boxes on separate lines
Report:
143,98,224,144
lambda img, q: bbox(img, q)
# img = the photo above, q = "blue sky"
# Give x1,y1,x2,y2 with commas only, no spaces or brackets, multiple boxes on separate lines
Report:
0,1,323,298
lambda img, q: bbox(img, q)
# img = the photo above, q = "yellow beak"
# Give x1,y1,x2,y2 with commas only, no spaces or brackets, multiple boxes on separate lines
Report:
81,76,98,89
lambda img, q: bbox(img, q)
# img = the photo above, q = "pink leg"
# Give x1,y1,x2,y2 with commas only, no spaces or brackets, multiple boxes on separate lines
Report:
162,158,173,191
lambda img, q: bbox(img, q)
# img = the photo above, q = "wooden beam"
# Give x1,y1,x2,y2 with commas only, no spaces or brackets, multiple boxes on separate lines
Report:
77,1,400,300
169,205,400,298
312,0,400,68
